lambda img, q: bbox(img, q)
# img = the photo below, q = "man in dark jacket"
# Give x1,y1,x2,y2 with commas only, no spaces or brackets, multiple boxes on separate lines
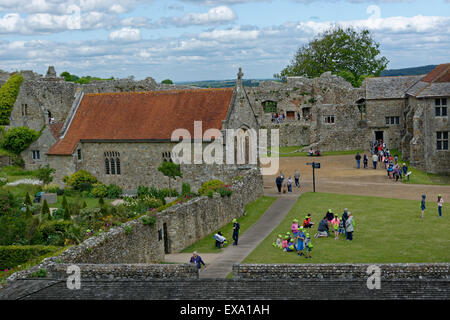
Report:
232,218,240,245
275,175,283,193
355,153,361,169
315,218,329,238
190,251,206,269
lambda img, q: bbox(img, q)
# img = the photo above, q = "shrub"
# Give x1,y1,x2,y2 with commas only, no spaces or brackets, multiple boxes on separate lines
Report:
0,127,40,154
181,183,191,196
52,208,64,220
0,245,59,269
198,179,225,196
137,186,150,197
35,165,55,186
41,199,50,220
79,182,93,192
90,183,107,198
0,74,24,125
124,225,133,235
64,170,98,190
107,184,122,199
38,220,73,246
141,196,163,209
142,215,156,226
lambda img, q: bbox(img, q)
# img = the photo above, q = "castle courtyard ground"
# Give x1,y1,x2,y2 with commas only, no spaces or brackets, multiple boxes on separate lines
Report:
263,154,450,201
165,154,450,273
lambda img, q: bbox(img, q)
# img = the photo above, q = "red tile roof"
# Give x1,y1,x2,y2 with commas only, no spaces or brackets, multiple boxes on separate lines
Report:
421,63,450,83
48,121,64,139
47,88,234,155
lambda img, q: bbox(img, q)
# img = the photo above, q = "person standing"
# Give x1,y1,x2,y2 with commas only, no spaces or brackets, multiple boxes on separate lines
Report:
420,195,426,219
345,213,355,241
294,170,300,188
437,194,444,217
190,251,206,270
363,154,368,169
342,208,349,238
232,218,240,245
275,175,283,194
287,177,293,192
372,153,378,169
355,153,361,169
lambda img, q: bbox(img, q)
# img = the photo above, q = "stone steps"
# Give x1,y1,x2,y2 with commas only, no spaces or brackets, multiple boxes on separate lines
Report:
8,278,449,300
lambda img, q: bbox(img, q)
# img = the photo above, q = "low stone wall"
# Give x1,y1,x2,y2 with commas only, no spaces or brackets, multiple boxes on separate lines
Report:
48,263,198,280
6,168,263,283
233,263,450,280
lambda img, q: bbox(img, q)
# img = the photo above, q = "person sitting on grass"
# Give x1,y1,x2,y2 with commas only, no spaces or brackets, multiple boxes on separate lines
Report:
276,234,283,248
304,233,313,259
282,235,289,251
213,231,227,249
303,214,314,228
296,229,305,256
315,218,329,238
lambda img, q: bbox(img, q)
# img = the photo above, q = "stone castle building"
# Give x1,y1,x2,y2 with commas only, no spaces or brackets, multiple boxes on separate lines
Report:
3,64,449,189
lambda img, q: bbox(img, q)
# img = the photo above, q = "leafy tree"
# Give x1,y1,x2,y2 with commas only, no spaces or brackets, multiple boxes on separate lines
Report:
24,192,32,206
157,161,182,197
63,206,71,221
36,165,56,187
0,126,40,154
275,26,389,87
0,74,24,125
61,195,68,209
64,170,98,190
161,79,174,84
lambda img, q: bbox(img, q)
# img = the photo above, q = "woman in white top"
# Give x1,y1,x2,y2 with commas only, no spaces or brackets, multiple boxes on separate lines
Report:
437,194,444,217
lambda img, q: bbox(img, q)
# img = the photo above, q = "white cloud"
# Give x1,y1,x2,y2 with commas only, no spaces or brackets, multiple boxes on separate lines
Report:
108,27,141,42
175,6,236,25
198,27,260,40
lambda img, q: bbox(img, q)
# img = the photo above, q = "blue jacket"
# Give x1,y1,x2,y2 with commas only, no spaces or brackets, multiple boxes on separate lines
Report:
190,255,205,269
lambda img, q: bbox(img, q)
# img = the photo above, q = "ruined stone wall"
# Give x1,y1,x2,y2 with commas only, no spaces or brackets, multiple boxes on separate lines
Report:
366,99,404,149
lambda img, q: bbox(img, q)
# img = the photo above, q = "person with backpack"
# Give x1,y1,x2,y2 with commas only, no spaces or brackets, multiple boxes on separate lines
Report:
275,175,283,194
363,154,368,169
232,218,240,245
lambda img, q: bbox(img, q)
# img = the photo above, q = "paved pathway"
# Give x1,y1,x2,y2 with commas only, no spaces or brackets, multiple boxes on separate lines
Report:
192,193,299,279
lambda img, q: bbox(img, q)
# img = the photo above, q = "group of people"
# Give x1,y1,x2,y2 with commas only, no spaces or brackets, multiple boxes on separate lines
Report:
272,214,315,258
355,140,411,182
275,170,301,193
421,194,445,219
308,148,321,156
315,208,355,241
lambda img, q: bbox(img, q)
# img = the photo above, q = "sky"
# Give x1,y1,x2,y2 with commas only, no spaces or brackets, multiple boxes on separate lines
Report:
0,0,449,82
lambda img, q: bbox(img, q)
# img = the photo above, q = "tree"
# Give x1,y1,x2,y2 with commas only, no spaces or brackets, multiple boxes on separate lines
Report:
275,26,389,87
36,164,56,187
0,126,40,154
0,74,24,125
41,199,51,220
161,79,173,84
24,192,32,206
157,161,182,197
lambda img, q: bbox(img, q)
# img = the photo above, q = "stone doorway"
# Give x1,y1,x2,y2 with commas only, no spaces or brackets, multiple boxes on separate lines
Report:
163,223,169,254
375,131,384,142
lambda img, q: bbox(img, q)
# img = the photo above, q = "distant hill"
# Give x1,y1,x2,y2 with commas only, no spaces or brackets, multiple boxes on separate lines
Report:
380,65,437,77
175,79,280,88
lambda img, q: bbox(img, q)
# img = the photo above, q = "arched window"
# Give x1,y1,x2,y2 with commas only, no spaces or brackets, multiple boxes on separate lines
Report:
110,158,115,175
105,158,110,175
116,158,121,175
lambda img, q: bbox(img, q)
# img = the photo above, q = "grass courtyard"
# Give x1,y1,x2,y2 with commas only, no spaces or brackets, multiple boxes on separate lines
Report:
243,192,450,264
182,196,277,254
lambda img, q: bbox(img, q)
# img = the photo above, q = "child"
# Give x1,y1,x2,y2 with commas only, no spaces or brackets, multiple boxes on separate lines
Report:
331,214,340,240
282,236,289,251
296,229,305,256
304,233,313,259
276,234,283,248
291,219,299,237
338,218,345,235
437,194,444,217
421,194,426,219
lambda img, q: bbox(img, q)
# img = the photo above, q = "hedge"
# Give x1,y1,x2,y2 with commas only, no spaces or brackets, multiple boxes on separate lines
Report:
0,74,24,125
0,245,59,270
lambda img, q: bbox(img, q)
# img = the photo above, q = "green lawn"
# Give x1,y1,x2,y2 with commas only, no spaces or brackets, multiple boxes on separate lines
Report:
389,149,450,185
266,146,365,157
182,196,277,254
243,192,450,264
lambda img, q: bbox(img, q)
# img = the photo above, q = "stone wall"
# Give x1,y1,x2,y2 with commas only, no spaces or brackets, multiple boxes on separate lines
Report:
6,168,263,283
233,263,450,280
49,140,259,191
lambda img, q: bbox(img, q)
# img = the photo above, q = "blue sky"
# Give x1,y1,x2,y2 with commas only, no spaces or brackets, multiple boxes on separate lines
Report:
0,0,449,81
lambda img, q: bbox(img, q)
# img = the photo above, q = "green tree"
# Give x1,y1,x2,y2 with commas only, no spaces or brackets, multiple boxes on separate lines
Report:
157,161,182,197
0,126,40,154
24,192,32,206
0,74,24,125
161,79,174,84
275,26,388,87
61,195,68,210
36,164,56,187
41,199,51,221
63,206,71,221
